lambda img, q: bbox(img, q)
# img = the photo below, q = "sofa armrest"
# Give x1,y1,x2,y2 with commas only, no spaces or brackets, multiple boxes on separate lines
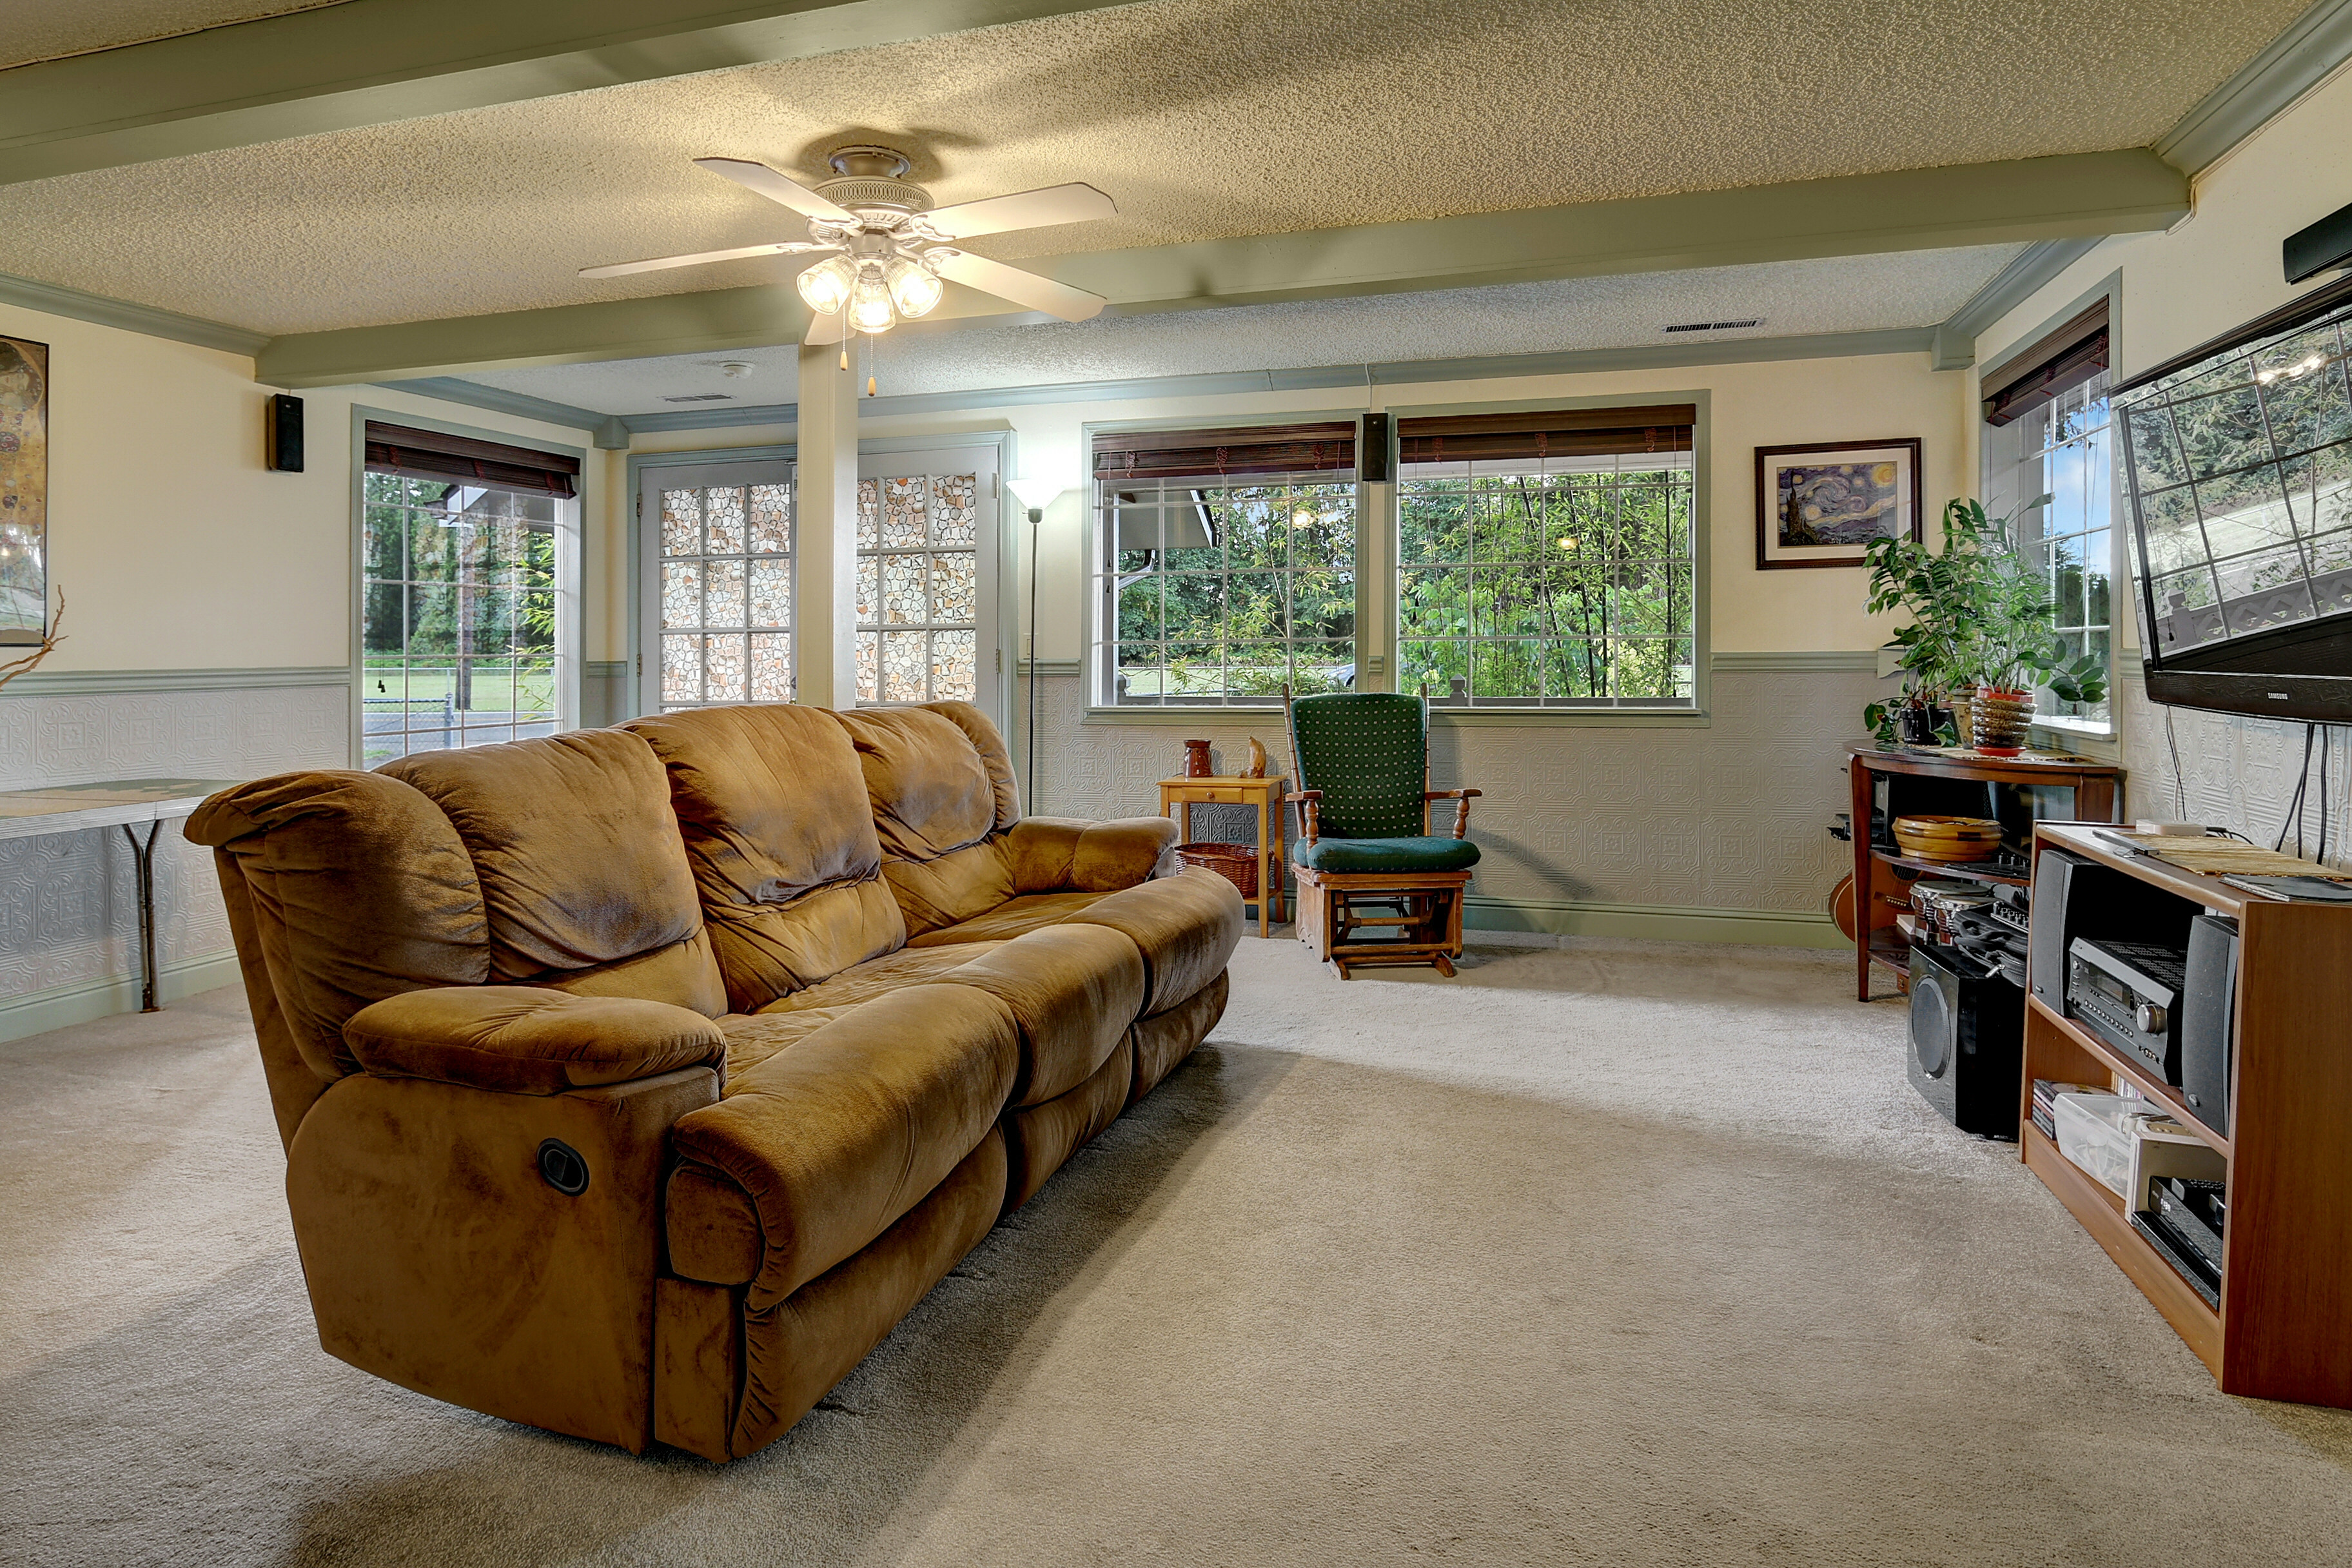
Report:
341,986,726,1096
1006,815,1178,893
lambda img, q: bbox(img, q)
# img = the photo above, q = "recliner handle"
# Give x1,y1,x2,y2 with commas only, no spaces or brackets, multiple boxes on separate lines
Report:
537,1138,590,1196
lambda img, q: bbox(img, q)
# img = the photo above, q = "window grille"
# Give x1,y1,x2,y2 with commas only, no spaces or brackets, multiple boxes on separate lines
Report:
658,480,794,710
856,473,980,703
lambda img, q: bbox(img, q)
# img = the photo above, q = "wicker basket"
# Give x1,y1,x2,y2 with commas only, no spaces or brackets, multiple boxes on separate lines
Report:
1175,841,1260,897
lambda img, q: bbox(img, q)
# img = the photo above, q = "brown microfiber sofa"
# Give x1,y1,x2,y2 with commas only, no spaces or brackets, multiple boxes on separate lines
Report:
186,700,1241,1462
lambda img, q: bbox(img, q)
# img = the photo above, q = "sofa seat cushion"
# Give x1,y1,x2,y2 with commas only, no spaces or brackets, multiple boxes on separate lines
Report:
937,925,1146,1106
668,983,1019,1310
903,890,1110,948
1066,868,1245,1015
719,943,1004,1077
1292,834,1480,874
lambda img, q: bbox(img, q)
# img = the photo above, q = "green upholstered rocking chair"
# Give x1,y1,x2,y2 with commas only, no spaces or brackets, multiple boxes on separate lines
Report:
1283,691,1482,978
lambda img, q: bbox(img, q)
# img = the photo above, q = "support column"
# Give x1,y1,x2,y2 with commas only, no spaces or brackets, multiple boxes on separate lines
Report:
795,342,861,707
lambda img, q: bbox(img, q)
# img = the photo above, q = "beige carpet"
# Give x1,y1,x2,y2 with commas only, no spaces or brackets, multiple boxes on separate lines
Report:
6,934,2352,1566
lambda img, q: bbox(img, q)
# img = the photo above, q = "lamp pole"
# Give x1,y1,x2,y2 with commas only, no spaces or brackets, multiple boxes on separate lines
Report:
1026,502,1041,813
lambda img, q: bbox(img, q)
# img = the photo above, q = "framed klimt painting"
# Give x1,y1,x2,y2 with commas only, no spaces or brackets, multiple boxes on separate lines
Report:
0,335,48,645
1754,437,1921,570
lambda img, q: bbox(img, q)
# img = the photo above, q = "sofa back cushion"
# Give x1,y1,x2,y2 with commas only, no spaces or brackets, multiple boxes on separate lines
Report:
185,769,493,1083
378,730,721,1015
625,704,906,1010
833,703,1028,936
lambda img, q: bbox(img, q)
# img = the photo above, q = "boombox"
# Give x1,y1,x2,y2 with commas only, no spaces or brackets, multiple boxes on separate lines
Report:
1908,943,2024,1139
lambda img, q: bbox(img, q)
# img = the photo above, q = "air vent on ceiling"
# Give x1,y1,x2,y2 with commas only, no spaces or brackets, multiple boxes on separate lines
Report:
1663,318,1763,333
661,393,736,403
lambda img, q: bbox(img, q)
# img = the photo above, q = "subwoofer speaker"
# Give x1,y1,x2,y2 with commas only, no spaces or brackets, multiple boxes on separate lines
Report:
266,393,304,473
1908,943,2024,1139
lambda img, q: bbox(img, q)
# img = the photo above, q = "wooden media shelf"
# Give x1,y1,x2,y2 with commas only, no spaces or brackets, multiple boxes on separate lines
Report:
2024,823,2352,1407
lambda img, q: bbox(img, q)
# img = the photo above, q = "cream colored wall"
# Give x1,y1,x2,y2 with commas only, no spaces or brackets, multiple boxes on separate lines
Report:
0,299,607,676
1972,59,2352,833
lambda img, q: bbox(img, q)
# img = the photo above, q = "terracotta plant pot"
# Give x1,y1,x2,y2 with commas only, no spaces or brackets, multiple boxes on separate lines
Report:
1970,686,2034,756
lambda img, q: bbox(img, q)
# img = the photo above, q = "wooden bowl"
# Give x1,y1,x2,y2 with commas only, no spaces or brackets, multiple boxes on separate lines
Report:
1893,815,2004,862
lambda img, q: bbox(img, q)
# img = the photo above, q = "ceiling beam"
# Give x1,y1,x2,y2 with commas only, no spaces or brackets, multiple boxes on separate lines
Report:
255,149,2189,387
0,0,1137,186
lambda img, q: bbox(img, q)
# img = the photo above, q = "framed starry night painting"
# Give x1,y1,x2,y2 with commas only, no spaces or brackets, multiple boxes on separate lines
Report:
1754,437,1921,570
0,335,48,645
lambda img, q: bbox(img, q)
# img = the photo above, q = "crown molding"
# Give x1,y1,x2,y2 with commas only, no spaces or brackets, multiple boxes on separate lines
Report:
0,268,266,356
377,375,629,446
1927,237,2106,370
2157,0,2352,174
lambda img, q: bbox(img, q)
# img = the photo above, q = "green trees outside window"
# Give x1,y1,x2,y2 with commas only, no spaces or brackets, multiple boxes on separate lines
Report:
362,471,559,762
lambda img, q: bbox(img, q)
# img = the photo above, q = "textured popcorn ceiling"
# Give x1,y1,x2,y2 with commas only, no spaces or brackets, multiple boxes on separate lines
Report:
465,244,2027,413
0,0,2300,334
0,1,344,68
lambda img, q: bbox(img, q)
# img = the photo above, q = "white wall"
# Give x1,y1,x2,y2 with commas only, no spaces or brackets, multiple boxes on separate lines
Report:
1974,58,2352,847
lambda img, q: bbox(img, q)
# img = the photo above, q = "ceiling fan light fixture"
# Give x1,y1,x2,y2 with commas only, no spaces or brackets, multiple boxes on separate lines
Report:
848,272,897,334
885,256,944,318
796,254,856,315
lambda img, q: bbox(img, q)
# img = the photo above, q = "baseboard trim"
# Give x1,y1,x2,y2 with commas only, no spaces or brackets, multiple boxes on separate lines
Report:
0,950,242,1044
1464,895,1848,950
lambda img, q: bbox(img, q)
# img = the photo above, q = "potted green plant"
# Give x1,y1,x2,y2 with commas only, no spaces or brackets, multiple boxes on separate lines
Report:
1861,501,1989,748
1961,501,2106,754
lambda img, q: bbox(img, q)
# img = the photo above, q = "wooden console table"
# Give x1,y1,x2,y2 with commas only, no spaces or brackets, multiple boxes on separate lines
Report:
1157,774,1286,936
0,777,244,1013
1848,748,2122,1001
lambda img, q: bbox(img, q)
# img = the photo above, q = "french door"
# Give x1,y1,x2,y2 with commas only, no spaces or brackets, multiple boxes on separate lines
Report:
856,445,1002,725
638,458,796,716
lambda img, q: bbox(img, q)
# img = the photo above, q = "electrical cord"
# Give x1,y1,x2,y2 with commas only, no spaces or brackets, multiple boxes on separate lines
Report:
2322,724,2335,866
2277,722,2317,855
2164,706,2187,818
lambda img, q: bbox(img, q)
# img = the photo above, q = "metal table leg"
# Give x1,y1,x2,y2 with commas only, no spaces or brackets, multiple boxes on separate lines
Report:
121,819,162,1013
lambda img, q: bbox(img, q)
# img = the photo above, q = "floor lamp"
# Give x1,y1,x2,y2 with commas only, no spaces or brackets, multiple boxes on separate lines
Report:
1006,478,1068,814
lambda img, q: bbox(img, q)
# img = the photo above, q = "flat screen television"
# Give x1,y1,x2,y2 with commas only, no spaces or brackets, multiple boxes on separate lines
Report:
2117,271,2352,721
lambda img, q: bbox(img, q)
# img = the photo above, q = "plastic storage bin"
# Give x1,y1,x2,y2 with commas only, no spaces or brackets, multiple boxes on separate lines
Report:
2053,1092,2133,1197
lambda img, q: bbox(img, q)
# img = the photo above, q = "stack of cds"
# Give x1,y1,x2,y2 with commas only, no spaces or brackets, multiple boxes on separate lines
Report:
2032,1078,2102,1142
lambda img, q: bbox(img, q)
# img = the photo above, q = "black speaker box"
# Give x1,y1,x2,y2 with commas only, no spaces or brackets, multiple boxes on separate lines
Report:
2181,914,2239,1135
1908,943,2024,1138
2028,848,2192,1012
266,393,304,473
1358,411,1393,484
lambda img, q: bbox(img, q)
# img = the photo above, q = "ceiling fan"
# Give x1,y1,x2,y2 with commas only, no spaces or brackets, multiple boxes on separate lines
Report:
581,146,1116,343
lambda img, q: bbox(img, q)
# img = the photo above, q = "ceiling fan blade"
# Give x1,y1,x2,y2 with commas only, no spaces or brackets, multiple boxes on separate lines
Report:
694,157,858,224
578,241,835,279
926,249,1106,323
924,182,1115,240
805,310,847,346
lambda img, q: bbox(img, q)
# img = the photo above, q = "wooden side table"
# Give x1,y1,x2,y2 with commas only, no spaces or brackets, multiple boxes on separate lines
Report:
1157,775,1286,936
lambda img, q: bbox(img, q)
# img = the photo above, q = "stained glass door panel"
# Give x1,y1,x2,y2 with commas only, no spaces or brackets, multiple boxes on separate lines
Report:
639,460,794,716
854,447,1000,720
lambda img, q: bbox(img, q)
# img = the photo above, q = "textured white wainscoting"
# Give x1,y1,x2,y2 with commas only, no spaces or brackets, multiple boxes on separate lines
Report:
1019,668,1883,946
2115,672,2352,864
0,680,349,1041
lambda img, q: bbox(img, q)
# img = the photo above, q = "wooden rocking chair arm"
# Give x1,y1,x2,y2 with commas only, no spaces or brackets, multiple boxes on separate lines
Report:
1284,790,1322,844
1423,788,1481,839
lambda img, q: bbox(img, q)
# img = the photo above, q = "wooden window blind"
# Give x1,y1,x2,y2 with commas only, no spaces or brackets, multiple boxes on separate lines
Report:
1092,422,1356,481
1981,300,2109,428
363,421,582,498
1396,404,1696,464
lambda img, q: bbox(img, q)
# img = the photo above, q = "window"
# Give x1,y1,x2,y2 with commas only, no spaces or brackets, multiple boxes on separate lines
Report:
361,422,578,763
856,468,982,704
1398,406,1696,707
1093,422,1357,706
1981,302,2113,730
655,476,794,712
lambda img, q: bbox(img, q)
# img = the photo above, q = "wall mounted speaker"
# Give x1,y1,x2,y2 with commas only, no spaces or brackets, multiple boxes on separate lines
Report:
266,393,304,473
1358,411,1393,484
2286,198,2352,285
